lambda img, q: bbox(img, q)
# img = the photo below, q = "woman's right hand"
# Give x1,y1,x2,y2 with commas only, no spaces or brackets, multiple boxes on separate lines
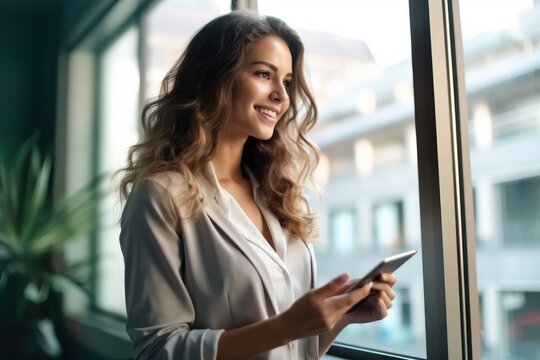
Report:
278,273,373,341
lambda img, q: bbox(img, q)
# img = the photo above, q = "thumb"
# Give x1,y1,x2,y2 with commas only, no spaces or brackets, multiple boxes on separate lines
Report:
314,273,350,298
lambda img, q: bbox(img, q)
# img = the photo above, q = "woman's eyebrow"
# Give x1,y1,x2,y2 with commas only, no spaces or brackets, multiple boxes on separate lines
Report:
249,60,293,77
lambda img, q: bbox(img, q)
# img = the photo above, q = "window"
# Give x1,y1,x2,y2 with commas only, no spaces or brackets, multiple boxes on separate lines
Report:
505,292,540,358
500,176,540,247
373,201,404,250
257,0,426,357
329,208,357,255
460,0,540,358
144,0,230,101
62,0,231,317
62,0,529,358
96,26,140,314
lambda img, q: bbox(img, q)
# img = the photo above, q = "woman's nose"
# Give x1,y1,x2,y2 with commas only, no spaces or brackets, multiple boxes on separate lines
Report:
270,83,288,103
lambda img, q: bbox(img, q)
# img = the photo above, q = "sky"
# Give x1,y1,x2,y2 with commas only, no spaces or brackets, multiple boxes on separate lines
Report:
258,0,534,67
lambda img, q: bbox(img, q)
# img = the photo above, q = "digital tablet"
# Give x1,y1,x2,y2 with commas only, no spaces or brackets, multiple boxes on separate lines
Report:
345,249,417,312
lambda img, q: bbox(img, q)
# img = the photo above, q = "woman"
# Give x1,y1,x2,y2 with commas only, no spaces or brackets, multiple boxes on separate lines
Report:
118,10,397,360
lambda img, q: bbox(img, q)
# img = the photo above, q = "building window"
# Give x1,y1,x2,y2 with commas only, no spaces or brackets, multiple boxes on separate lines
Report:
506,291,540,358
329,208,357,255
461,0,540,358
500,176,540,247
373,201,404,250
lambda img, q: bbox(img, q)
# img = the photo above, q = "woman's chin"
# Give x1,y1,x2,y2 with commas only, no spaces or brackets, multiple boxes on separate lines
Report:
252,129,275,141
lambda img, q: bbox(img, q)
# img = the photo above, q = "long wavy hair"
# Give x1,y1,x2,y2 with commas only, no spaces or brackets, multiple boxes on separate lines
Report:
118,11,319,241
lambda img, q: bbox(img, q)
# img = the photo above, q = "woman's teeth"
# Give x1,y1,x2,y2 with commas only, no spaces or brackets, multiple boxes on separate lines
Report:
255,106,277,118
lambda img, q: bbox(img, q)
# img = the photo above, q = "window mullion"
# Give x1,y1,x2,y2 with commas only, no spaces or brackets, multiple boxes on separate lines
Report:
409,0,480,359
233,0,258,11
444,0,482,358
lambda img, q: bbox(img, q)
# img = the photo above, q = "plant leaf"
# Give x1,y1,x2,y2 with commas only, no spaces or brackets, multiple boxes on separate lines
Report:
0,134,107,305
0,160,19,244
0,227,22,255
24,281,50,304
20,150,52,245
9,135,39,235
20,154,52,246
0,258,12,291
48,272,91,297
27,173,107,255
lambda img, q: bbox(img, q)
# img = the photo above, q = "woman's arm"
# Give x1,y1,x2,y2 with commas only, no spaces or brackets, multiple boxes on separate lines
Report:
121,179,226,359
122,179,374,360
218,270,397,360
217,273,373,360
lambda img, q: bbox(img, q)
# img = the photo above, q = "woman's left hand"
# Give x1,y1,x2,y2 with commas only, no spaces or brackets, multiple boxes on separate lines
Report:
341,273,397,324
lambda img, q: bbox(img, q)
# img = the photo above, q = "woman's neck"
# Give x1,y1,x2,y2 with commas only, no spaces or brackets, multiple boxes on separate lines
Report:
212,140,246,183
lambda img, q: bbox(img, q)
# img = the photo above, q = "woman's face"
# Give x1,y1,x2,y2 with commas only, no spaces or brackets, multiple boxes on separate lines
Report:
227,35,293,141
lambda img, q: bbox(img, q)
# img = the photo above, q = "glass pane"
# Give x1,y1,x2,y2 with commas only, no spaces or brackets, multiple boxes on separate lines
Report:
329,209,357,255
258,0,426,357
144,0,230,101
98,27,140,314
459,1,540,359
94,0,231,316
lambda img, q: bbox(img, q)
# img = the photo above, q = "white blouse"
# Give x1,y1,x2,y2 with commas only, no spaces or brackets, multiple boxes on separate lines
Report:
219,173,313,360
120,163,319,360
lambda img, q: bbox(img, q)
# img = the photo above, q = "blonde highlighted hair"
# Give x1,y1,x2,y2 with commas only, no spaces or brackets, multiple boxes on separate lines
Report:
118,11,319,241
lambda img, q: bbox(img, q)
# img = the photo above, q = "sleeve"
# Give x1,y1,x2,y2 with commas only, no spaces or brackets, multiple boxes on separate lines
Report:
119,179,224,360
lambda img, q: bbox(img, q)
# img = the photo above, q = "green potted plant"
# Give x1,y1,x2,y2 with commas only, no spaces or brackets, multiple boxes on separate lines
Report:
0,135,103,359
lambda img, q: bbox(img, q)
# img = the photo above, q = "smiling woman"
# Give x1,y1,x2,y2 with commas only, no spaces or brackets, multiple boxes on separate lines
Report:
116,10,398,360
227,35,292,141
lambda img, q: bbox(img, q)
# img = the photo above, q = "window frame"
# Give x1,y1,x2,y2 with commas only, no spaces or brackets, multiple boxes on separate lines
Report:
324,0,482,358
58,0,174,320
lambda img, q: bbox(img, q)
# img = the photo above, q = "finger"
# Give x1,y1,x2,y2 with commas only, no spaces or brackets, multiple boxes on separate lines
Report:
374,297,389,319
364,295,389,315
371,282,396,301
335,279,357,295
377,290,393,309
349,282,373,300
332,281,372,310
364,289,392,310
379,273,397,286
314,273,350,298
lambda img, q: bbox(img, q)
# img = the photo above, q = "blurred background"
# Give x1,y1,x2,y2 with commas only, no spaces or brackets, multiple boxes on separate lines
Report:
1,0,539,359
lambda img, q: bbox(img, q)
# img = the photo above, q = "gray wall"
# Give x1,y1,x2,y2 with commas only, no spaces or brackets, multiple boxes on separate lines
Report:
0,0,63,156
0,0,117,157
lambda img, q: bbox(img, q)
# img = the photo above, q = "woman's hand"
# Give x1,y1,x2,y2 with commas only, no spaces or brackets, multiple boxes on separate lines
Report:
277,273,373,341
217,273,380,360
342,272,397,324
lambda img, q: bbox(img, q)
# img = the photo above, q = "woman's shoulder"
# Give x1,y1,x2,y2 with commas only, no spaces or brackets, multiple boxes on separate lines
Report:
126,171,189,206
142,171,188,194
123,171,191,220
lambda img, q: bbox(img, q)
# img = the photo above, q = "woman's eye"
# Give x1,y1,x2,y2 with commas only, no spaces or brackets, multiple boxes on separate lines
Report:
283,79,291,88
256,71,271,80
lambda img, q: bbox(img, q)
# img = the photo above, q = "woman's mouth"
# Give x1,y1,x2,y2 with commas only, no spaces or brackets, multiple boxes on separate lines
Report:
255,106,277,119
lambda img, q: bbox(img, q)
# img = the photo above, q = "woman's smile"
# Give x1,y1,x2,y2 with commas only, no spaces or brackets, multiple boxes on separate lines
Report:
225,35,293,141
254,105,279,122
